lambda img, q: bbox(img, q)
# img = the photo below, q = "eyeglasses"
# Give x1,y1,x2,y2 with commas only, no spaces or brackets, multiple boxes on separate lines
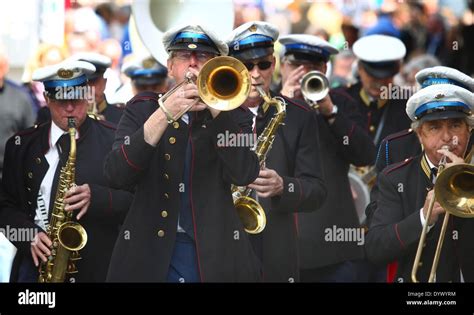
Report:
243,60,272,71
173,50,216,62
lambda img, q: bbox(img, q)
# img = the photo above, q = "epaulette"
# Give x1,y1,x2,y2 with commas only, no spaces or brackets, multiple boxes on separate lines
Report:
97,119,117,130
383,157,414,175
384,128,413,142
14,123,45,137
281,96,310,111
375,129,414,168
127,91,160,106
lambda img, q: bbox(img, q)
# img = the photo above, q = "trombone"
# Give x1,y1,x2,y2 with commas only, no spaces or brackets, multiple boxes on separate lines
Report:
411,147,474,282
300,70,330,110
158,56,251,120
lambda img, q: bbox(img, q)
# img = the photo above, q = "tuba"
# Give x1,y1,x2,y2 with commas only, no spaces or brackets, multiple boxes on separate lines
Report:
300,71,330,110
38,118,87,283
231,87,287,234
411,147,474,282
131,0,234,67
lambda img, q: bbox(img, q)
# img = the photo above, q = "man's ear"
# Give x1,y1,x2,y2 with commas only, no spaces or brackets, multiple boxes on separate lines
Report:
167,58,174,78
271,55,276,72
415,125,423,142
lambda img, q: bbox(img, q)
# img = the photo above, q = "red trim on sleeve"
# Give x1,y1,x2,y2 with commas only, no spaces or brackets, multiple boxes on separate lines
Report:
394,224,405,248
386,261,398,283
294,213,299,237
295,178,303,202
120,144,142,171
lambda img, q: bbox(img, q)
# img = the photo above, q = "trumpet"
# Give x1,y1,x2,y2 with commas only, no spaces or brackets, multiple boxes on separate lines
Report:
300,71,330,110
411,147,474,282
158,56,251,120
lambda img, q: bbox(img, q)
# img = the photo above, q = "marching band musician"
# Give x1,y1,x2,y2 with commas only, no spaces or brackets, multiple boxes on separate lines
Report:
0,60,133,282
343,35,411,148
104,24,262,282
366,67,474,230
71,53,125,124
278,34,376,282
374,66,474,173
365,83,474,282
36,53,125,125
227,22,327,282
122,55,169,95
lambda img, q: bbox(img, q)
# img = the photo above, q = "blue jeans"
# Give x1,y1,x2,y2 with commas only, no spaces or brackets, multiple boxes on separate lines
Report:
166,233,200,283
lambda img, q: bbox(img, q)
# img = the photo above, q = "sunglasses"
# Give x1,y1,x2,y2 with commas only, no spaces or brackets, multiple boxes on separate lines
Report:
243,60,272,71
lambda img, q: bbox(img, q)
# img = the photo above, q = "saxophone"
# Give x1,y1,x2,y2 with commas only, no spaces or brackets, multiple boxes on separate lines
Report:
38,118,88,283
232,86,286,234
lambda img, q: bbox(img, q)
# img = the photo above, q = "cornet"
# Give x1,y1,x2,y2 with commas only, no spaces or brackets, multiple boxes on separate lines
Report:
300,71,330,110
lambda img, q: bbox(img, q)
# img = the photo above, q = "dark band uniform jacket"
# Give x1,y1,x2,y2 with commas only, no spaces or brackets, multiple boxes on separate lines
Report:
365,155,461,282
342,82,412,148
250,93,327,282
1,117,133,282
104,92,262,282
297,89,376,270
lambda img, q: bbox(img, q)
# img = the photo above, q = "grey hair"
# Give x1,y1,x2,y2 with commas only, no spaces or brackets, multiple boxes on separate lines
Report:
402,54,441,77
411,115,474,131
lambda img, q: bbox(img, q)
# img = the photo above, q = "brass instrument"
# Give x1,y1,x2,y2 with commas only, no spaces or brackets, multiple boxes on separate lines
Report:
300,71,330,110
131,0,234,66
231,87,287,234
348,165,377,225
158,56,251,119
411,147,474,282
38,118,88,283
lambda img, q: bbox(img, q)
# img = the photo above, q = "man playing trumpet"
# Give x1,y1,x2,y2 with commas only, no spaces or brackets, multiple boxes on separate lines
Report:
278,34,376,282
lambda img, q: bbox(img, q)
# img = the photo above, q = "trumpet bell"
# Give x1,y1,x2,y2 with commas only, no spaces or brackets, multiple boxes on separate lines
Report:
198,56,251,111
301,70,330,104
435,163,474,218
234,196,267,234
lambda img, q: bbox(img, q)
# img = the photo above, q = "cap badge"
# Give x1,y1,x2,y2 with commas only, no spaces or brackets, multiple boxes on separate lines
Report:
57,69,74,79
249,24,257,32
435,93,445,99
142,58,155,69
188,43,197,49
